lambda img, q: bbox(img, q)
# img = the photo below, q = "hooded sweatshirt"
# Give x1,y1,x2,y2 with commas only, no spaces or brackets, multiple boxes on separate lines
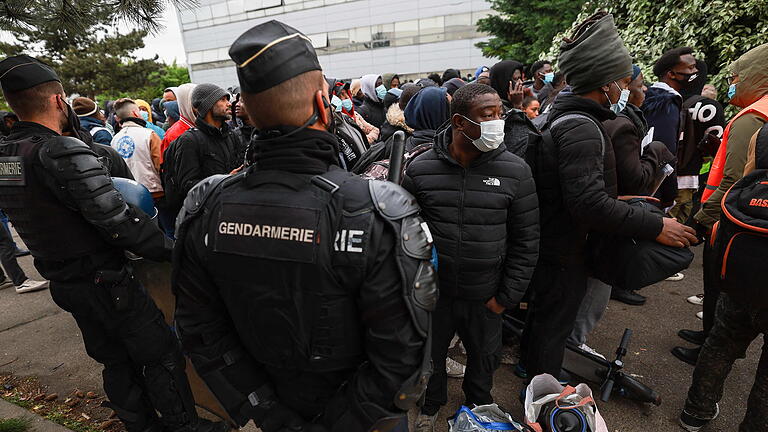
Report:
489,60,525,105
135,99,166,140
358,74,386,128
381,73,397,90
696,43,768,228
402,87,449,151
161,83,197,159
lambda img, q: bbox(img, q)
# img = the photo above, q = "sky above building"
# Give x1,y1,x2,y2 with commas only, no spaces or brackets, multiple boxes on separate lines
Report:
136,7,187,65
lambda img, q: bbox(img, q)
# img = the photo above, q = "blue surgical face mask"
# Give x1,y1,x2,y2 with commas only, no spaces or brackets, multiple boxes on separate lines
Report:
139,111,149,121
341,99,353,111
331,95,343,112
606,82,630,114
376,84,387,100
728,83,737,100
543,72,555,84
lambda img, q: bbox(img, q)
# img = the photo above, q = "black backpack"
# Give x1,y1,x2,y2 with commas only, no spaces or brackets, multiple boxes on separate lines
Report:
160,139,184,214
712,124,768,307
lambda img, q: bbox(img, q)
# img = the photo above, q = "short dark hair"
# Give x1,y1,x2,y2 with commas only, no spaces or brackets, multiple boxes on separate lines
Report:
427,73,442,86
529,60,552,77
653,47,694,78
451,83,497,117
4,81,65,119
399,83,421,111
522,96,538,108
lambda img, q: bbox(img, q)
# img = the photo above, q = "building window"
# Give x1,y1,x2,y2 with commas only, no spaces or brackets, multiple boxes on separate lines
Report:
245,0,282,12
371,23,393,49
309,33,328,49
393,20,418,47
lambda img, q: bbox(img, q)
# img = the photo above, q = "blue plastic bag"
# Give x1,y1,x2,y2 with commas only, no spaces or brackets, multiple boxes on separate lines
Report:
448,405,525,432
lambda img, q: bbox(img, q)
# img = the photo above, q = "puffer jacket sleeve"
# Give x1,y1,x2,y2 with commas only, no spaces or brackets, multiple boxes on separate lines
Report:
607,116,674,196
554,118,663,240
496,160,539,308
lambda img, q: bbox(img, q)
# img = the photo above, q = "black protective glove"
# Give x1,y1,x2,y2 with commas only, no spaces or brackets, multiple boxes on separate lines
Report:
254,402,305,432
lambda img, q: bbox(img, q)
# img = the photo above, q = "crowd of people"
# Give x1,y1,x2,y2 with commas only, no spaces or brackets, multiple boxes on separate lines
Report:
0,11,766,432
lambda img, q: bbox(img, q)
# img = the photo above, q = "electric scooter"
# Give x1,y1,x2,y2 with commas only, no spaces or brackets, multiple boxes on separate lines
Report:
503,315,661,406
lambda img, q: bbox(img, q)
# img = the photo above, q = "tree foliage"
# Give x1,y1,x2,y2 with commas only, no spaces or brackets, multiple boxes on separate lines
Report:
540,0,768,104
0,4,190,107
476,0,588,65
0,0,195,34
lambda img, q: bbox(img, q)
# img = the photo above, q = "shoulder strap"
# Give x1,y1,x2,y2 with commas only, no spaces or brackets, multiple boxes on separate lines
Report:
89,126,110,136
756,123,768,170
550,112,606,156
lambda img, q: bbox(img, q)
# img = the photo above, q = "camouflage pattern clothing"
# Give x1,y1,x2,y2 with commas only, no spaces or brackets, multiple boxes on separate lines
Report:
684,293,768,432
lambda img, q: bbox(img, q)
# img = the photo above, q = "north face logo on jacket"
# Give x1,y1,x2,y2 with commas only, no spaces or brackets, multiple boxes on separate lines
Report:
483,177,501,186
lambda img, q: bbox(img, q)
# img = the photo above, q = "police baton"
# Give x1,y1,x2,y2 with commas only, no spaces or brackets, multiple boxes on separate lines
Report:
387,131,406,185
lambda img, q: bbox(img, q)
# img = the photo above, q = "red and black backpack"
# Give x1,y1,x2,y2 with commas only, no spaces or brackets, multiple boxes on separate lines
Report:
712,124,768,307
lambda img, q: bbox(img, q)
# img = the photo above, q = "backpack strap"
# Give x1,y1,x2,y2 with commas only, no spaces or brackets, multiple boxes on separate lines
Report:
89,126,110,137
756,123,768,170
550,112,606,156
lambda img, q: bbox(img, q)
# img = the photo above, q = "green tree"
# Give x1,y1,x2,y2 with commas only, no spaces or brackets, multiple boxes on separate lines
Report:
0,6,189,104
544,0,768,104
0,0,194,34
476,0,588,65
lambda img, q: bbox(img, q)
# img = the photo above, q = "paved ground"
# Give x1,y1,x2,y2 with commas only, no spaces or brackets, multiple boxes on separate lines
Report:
0,398,73,432
0,233,759,432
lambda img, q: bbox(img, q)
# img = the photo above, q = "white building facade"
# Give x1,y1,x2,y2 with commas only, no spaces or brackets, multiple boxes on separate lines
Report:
176,0,498,88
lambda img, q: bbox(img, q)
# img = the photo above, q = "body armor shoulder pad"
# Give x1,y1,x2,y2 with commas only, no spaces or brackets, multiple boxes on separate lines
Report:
368,180,419,220
175,173,236,232
42,135,97,159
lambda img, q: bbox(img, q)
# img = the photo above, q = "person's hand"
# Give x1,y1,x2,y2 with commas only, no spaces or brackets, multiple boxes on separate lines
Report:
655,217,699,248
508,80,532,110
618,195,660,203
229,165,243,175
256,403,305,432
485,297,506,314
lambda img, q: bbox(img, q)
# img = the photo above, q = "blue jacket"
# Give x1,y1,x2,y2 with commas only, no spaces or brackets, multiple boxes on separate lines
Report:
79,116,113,146
642,84,683,155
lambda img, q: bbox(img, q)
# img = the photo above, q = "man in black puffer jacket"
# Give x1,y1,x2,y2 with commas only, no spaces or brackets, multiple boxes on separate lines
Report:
405,84,539,431
171,84,242,207
521,12,698,381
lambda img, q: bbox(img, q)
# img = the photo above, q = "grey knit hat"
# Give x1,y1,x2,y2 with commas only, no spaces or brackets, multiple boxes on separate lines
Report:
558,12,632,94
191,83,229,118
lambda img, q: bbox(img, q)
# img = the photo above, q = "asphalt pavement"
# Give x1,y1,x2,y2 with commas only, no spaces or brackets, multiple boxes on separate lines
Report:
0,232,759,432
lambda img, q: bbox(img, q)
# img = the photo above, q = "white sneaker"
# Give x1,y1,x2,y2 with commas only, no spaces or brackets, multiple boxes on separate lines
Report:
446,357,465,378
696,311,704,320
414,413,438,432
687,294,704,306
667,273,685,281
15,279,48,294
578,343,606,360
0,279,14,290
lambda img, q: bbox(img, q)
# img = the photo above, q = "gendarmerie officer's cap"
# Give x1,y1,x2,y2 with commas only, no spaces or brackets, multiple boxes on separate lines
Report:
0,55,61,93
229,20,321,94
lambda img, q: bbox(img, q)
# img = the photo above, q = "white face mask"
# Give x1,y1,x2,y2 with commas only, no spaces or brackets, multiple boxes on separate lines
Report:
460,116,505,152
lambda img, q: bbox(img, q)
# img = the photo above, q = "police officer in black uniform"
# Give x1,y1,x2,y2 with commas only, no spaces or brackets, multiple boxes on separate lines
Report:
0,56,227,432
172,20,437,432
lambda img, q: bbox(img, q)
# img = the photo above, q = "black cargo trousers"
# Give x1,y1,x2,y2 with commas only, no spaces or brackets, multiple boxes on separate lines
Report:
422,296,503,415
685,293,768,432
49,269,196,432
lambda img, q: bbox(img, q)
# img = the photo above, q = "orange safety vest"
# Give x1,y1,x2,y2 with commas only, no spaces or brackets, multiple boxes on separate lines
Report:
702,96,768,203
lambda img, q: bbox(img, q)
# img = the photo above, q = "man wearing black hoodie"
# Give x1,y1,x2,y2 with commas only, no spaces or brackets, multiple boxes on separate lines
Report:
521,12,697,381
405,83,539,431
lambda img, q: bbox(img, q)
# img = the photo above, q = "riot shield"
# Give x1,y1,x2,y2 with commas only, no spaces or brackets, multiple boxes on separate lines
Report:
131,258,233,424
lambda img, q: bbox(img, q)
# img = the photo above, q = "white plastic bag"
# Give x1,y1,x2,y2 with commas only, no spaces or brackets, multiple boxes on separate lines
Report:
524,374,609,432
448,404,526,432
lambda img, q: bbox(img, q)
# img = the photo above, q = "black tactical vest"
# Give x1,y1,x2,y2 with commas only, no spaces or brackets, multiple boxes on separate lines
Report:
0,135,110,260
203,169,374,372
